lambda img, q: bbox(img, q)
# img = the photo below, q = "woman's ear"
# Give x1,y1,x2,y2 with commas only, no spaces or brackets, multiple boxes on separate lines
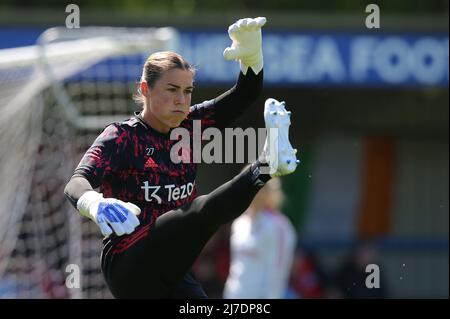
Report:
140,81,149,97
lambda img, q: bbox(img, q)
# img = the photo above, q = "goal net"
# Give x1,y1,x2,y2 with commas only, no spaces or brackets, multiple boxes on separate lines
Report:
0,26,179,298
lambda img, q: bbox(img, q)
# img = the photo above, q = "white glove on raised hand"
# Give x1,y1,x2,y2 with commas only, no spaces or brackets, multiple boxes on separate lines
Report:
77,191,141,237
223,17,266,75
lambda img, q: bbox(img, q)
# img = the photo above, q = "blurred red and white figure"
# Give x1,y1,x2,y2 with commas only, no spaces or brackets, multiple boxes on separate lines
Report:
224,178,297,299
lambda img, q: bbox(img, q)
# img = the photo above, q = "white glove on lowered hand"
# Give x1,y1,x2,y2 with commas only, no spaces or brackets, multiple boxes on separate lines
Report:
223,17,266,75
77,191,141,237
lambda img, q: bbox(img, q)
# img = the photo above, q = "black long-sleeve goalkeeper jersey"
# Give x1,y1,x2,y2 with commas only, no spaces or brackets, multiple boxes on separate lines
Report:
68,69,262,253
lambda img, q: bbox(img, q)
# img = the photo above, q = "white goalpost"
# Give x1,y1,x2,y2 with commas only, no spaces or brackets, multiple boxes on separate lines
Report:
0,26,179,298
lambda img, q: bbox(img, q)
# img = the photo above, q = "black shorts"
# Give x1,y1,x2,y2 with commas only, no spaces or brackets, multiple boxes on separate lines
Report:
100,163,265,299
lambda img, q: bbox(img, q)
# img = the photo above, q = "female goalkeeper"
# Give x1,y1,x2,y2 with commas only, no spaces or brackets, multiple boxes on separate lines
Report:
64,17,298,298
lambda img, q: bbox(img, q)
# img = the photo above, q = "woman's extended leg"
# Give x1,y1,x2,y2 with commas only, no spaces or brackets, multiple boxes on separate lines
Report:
106,162,268,298
105,98,298,298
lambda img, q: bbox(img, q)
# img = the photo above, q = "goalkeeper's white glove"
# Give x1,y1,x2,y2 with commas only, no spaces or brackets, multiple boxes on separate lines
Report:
223,17,266,75
77,191,141,237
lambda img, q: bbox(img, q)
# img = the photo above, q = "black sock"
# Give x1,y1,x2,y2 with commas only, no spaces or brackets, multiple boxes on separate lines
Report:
250,160,271,186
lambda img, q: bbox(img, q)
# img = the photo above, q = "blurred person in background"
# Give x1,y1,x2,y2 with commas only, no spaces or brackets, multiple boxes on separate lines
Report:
223,178,297,299
332,240,388,299
287,243,328,299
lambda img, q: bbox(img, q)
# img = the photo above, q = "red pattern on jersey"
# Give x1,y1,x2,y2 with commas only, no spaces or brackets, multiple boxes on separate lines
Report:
75,104,216,252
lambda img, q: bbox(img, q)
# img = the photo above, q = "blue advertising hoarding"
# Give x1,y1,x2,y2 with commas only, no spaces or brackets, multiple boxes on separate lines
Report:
0,28,448,87
179,31,449,87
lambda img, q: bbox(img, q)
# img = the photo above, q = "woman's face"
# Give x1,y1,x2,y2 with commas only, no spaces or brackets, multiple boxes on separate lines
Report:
143,68,194,133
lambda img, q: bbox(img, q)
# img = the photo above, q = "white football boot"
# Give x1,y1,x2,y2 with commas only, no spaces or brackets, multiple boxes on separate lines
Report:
260,98,299,177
